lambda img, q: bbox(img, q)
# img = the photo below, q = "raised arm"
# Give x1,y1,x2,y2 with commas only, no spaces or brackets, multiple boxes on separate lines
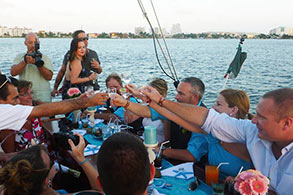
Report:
143,86,209,127
112,94,151,118
149,101,205,134
11,56,29,76
70,60,97,84
37,66,53,80
69,135,102,192
28,93,107,120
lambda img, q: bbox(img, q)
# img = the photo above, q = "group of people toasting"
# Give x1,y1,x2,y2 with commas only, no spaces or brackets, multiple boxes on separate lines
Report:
0,28,292,195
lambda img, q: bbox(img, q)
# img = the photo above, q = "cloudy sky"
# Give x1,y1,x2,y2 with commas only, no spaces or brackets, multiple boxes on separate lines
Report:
1,0,292,34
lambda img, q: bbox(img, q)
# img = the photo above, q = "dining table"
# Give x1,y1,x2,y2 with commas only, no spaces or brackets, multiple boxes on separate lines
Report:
42,119,214,195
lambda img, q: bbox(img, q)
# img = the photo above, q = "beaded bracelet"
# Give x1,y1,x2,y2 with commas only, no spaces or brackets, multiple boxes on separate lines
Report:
79,159,88,166
123,100,130,109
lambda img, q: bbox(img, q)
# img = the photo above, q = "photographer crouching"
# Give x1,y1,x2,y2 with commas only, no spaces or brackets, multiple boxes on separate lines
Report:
11,32,53,103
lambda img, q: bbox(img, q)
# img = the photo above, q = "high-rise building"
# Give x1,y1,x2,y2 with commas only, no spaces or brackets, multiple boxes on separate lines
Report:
269,26,293,35
0,26,32,37
135,27,146,35
170,23,182,35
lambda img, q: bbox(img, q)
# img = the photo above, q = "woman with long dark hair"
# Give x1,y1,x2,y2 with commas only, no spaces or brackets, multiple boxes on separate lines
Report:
62,38,97,99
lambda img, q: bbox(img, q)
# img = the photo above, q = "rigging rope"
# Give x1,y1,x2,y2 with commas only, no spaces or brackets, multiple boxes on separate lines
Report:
137,0,179,85
149,0,179,81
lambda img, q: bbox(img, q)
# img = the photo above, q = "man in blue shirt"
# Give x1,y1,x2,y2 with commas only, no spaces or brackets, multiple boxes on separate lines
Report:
113,77,206,153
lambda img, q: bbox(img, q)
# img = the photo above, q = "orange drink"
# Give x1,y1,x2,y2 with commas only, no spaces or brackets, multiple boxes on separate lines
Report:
205,165,219,186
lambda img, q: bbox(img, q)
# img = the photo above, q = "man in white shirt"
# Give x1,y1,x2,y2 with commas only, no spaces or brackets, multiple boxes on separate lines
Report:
142,87,293,195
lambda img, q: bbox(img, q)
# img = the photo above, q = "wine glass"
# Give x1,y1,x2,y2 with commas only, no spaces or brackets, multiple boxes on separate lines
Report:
139,85,149,106
121,73,131,85
107,88,117,108
85,85,94,96
95,89,107,111
121,73,131,98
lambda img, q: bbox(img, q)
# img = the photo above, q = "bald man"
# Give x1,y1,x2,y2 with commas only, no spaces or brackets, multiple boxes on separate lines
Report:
11,32,53,102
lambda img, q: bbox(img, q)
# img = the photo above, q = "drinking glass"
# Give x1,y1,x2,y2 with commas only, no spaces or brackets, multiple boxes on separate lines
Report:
101,126,112,140
211,179,225,195
139,85,149,106
121,73,132,98
205,165,219,186
107,88,117,108
95,89,107,111
121,73,131,85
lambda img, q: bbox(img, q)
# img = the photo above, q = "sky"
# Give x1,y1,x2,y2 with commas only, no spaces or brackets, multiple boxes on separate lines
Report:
1,0,293,34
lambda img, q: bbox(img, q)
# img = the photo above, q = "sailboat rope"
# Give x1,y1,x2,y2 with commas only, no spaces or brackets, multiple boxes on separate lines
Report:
137,0,179,82
149,0,179,81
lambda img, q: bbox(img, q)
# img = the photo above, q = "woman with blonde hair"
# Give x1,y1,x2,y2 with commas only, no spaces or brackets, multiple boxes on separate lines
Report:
214,89,253,120
152,88,253,178
142,78,168,143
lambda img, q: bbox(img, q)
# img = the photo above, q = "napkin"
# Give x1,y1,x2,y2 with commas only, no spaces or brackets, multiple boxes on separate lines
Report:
84,144,100,156
161,162,194,180
72,129,87,136
153,188,166,195
95,118,104,124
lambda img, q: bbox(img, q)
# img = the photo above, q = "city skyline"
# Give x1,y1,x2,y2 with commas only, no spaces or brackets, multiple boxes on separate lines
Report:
1,0,293,34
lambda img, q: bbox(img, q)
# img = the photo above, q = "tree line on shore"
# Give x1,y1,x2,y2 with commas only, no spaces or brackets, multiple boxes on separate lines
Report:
1,31,293,39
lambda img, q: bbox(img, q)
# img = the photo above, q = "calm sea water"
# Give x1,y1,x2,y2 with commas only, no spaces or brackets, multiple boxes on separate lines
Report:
0,38,292,112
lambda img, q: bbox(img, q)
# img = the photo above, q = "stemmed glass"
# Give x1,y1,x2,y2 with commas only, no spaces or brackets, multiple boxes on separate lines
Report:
139,85,149,106
121,73,131,85
121,73,131,98
96,89,107,111
107,88,117,108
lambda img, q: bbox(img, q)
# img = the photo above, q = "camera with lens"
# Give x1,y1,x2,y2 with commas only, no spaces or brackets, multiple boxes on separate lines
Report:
53,131,80,150
27,42,44,67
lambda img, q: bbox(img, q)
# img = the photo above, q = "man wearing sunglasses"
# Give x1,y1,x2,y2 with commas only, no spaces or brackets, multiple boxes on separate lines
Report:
51,30,102,97
0,74,107,132
10,32,53,103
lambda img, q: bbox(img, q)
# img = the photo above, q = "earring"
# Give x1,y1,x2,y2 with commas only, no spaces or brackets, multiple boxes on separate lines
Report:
48,179,52,188
229,113,232,116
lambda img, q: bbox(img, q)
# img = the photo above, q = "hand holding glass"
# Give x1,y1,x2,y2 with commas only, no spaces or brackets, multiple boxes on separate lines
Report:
107,88,117,108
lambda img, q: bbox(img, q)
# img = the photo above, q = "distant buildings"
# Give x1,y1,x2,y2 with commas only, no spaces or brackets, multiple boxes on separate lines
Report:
269,26,293,35
170,23,182,35
135,27,146,35
0,26,32,37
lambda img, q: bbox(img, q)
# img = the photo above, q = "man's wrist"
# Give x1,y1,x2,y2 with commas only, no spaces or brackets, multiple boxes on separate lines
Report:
23,54,28,64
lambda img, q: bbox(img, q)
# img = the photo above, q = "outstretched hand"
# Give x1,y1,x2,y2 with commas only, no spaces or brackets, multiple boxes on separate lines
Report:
141,86,162,103
125,84,142,98
112,94,127,107
86,92,108,107
68,134,86,163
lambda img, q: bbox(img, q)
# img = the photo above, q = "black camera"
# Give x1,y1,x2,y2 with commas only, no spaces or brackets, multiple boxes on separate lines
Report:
53,131,80,150
27,42,44,67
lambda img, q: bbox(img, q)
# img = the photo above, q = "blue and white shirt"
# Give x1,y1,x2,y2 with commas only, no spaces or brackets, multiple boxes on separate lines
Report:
202,108,293,195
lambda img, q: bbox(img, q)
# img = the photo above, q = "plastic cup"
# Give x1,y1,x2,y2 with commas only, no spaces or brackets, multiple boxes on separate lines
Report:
101,126,111,140
205,165,219,186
